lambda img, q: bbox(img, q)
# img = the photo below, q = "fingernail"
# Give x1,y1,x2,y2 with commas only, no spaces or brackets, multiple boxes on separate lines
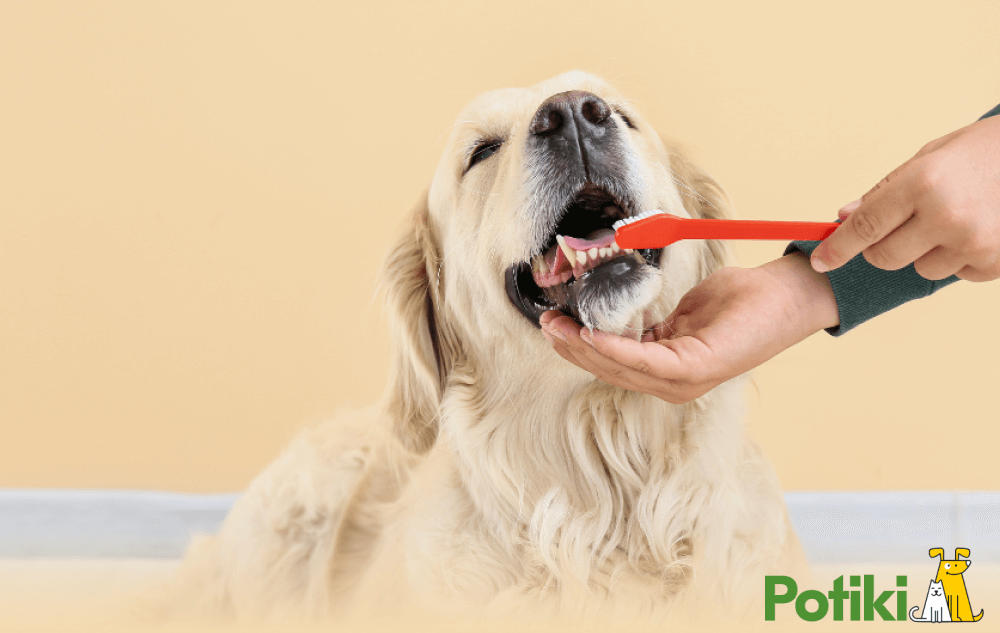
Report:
580,328,593,346
550,323,568,342
811,254,830,273
839,198,861,213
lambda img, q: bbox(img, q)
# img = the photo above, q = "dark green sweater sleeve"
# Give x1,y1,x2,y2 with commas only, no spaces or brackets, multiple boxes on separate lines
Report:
784,103,1000,336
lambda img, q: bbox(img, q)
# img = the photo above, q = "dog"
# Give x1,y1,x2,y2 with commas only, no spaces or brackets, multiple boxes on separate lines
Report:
909,579,951,622
928,548,984,622
159,71,807,626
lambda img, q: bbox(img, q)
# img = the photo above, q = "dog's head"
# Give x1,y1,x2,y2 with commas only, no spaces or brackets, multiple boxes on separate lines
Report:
379,71,732,453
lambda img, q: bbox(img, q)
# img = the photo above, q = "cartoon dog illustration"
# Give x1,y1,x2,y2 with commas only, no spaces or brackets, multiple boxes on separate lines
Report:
910,579,951,622
929,548,984,622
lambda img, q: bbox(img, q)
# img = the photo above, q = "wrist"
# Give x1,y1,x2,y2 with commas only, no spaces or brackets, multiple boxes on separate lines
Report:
760,252,840,335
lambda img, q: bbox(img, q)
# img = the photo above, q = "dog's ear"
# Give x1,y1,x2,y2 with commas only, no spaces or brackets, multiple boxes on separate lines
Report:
955,548,971,560
376,193,458,454
929,548,945,561
664,141,732,278
660,140,733,279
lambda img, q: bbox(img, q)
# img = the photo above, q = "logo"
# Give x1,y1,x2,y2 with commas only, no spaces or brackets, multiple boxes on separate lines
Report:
909,548,984,623
765,547,984,623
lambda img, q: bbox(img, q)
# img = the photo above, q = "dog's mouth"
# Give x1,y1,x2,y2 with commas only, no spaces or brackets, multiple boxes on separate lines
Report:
505,183,662,327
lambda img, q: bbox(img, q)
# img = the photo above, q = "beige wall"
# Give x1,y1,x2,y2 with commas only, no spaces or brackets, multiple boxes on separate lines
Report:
2,1,998,492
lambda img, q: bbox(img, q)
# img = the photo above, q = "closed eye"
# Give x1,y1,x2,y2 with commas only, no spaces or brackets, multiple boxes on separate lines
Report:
614,108,637,130
465,139,503,173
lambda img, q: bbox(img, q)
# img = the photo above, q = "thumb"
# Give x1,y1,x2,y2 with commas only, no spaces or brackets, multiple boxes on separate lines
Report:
811,175,914,273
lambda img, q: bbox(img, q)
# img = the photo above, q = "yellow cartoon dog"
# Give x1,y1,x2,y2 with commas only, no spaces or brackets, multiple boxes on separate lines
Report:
929,548,984,622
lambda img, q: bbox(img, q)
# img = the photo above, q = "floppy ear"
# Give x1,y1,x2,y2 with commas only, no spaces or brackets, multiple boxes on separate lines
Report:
929,548,945,561
955,548,970,560
660,140,733,279
376,193,458,454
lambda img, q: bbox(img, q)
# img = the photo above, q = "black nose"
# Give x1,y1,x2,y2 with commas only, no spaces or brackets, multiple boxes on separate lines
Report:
527,91,620,182
529,90,612,137
528,90,613,136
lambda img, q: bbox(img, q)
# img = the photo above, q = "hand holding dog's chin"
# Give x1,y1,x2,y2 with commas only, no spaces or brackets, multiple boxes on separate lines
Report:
540,252,839,404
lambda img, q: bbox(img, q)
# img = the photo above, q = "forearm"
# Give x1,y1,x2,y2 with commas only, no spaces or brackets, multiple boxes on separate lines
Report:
758,251,840,339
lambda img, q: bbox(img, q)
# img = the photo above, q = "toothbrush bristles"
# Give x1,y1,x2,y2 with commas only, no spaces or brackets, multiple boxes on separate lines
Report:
612,209,665,231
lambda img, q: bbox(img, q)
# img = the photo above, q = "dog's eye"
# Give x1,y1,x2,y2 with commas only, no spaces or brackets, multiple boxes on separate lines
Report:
466,140,502,172
614,108,637,130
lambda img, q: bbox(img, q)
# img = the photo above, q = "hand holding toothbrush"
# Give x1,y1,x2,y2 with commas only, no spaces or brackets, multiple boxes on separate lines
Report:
812,114,1000,282
540,252,839,403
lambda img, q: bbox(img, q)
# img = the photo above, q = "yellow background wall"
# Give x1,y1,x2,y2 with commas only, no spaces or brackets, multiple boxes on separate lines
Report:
2,1,999,492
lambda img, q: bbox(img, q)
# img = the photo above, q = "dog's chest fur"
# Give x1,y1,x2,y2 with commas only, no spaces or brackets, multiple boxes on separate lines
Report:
349,374,790,619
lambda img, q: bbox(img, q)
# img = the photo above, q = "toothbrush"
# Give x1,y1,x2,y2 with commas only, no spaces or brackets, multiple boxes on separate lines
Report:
613,210,840,249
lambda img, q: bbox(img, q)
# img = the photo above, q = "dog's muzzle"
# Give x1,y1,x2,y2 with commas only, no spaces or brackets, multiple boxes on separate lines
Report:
505,91,662,329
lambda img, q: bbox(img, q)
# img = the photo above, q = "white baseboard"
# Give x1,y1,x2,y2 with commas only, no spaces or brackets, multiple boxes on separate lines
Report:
2,490,998,563
0,490,238,559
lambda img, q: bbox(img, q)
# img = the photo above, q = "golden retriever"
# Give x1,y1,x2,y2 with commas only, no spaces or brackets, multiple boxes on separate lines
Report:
160,70,807,627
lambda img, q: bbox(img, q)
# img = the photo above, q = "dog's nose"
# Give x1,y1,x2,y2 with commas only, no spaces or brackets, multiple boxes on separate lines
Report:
527,91,619,182
529,90,612,137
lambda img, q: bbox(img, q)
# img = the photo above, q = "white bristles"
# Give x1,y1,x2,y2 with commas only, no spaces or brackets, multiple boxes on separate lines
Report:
612,209,666,231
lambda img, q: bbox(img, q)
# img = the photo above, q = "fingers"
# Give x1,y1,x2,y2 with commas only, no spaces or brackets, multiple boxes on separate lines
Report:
582,327,686,379
913,246,967,281
812,175,916,273
824,128,966,272
838,199,861,221
544,316,672,393
859,213,940,271
540,314,718,403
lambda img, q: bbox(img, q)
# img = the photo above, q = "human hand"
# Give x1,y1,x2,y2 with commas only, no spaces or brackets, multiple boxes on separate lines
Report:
811,114,1000,282
539,252,839,403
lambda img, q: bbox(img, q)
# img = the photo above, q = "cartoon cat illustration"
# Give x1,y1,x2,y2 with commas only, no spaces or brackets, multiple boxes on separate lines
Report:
910,579,952,623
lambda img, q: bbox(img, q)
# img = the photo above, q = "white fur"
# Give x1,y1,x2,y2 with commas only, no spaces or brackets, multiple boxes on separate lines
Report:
154,71,807,627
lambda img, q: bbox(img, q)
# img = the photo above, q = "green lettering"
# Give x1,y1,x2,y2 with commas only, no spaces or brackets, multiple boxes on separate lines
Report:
827,575,849,621
796,589,829,622
765,576,797,621
864,574,895,621
896,576,907,621
850,575,861,621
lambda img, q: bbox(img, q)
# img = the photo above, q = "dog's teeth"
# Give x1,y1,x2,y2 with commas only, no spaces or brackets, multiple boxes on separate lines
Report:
577,250,587,264
611,242,621,253
556,235,577,267
588,247,598,259
532,254,548,274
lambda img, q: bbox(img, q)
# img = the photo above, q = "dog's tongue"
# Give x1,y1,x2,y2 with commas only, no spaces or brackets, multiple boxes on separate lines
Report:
543,229,619,274
562,229,616,250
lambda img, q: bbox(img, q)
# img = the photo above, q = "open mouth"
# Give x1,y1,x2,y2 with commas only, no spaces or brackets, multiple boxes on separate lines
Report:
505,183,662,327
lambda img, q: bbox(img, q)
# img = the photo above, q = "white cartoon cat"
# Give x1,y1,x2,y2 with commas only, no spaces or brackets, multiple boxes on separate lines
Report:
910,579,952,622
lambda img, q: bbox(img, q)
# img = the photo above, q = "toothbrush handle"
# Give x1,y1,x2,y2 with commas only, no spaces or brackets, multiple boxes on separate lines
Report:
678,218,840,241
616,215,840,249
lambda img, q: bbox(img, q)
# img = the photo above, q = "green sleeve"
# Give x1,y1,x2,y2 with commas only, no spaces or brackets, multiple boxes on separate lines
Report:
783,240,960,336
784,102,1000,336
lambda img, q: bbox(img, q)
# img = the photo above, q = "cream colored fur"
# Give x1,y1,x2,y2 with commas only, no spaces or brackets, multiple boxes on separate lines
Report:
157,71,807,627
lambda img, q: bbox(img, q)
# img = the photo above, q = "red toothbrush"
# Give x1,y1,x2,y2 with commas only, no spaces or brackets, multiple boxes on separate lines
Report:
613,210,839,249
